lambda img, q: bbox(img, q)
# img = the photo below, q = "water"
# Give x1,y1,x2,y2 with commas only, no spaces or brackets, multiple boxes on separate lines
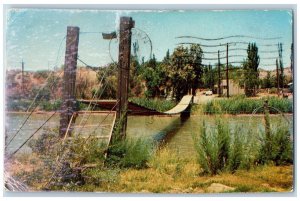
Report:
5,113,293,156
127,114,293,156
5,112,115,155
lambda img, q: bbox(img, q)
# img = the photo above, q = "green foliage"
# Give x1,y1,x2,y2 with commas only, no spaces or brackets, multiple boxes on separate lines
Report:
228,127,244,172
261,72,276,89
169,45,203,100
194,120,232,175
202,64,217,90
106,138,153,169
243,43,260,97
31,86,51,101
40,100,62,111
96,64,118,99
28,128,60,156
202,96,292,114
258,123,293,166
129,97,176,112
6,99,32,111
194,116,293,175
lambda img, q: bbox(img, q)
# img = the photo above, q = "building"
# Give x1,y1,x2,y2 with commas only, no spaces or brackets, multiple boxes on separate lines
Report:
218,79,244,96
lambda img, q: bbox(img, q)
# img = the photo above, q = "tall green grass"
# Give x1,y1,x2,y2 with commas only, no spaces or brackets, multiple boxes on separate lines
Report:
258,123,293,166
202,96,292,114
106,138,153,169
193,118,293,175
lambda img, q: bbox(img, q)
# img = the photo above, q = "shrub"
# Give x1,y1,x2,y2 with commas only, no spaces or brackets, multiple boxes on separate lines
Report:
194,120,232,175
28,128,60,156
106,138,153,169
228,127,244,172
258,123,293,166
40,100,62,111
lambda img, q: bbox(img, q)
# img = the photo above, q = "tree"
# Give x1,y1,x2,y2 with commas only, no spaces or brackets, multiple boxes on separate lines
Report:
243,43,260,97
261,71,274,89
96,64,117,99
168,45,203,101
142,54,168,98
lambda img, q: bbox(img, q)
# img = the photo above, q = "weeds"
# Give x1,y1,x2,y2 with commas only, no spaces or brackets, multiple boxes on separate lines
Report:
201,96,292,114
258,124,293,166
106,138,153,169
193,120,232,175
194,117,293,175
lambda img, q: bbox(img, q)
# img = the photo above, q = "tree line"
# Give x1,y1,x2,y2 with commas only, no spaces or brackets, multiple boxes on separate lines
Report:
95,42,291,101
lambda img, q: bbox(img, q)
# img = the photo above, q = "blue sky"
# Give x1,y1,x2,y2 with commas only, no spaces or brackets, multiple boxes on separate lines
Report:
5,9,293,71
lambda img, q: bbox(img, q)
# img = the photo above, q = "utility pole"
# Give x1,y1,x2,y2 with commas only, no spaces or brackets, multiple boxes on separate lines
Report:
116,17,135,139
278,43,284,92
21,59,24,95
226,43,229,98
218,50,221,97
276,59,280,97
290,43,293,80
59,26,80,138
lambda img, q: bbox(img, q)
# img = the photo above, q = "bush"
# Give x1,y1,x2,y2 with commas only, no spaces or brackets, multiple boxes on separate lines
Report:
6,99,33,111
258,123,293,166
193,120,232,175
28,128,60,156
40,100,62,111
106,138,153,169
194,116,293,175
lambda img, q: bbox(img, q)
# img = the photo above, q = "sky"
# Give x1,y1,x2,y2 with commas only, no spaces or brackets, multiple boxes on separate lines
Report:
4,9,293,71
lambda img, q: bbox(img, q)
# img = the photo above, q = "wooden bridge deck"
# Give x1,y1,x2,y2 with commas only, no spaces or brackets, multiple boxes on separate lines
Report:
78,95,193,116
163,95,193,114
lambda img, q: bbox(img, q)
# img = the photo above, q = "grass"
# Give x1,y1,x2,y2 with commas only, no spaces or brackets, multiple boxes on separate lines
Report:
7,146,293,193
129,97,176,112
193,117,292,175
199,96,292,115
6,115,293,193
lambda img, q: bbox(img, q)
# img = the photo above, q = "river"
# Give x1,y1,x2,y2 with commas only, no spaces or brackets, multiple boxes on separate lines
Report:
5,113,293,156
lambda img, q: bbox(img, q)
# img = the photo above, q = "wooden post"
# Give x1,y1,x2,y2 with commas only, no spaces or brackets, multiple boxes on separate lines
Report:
218,50,221,97
59,26,80,137
290,43,293,80
226,43,229,98
21,59,24,95
276,59,280,97
279,43,284,91
117,17,135,139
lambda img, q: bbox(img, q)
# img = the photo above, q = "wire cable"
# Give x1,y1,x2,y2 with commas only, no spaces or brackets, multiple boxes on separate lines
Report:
176,35,282,41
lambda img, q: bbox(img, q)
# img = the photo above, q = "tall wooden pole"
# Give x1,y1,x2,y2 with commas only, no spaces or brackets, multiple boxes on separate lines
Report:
218,50,221,97
21,59,24,95
276,59,280,97
117,17,135,139
226,43,229,98
290,43,293,80
59,26,80,137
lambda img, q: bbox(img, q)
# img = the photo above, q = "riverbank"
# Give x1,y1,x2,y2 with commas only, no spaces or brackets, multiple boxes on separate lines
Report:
6,148,293,193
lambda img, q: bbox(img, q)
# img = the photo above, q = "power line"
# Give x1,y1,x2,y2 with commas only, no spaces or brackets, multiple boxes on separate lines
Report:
177,42,279,48
6,35,67,147
203,55,246,60
202,48,248,54
176,35,282,41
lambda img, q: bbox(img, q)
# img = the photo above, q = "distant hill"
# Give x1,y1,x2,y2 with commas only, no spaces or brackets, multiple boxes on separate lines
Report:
259,67,292,80
5,67,99,100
